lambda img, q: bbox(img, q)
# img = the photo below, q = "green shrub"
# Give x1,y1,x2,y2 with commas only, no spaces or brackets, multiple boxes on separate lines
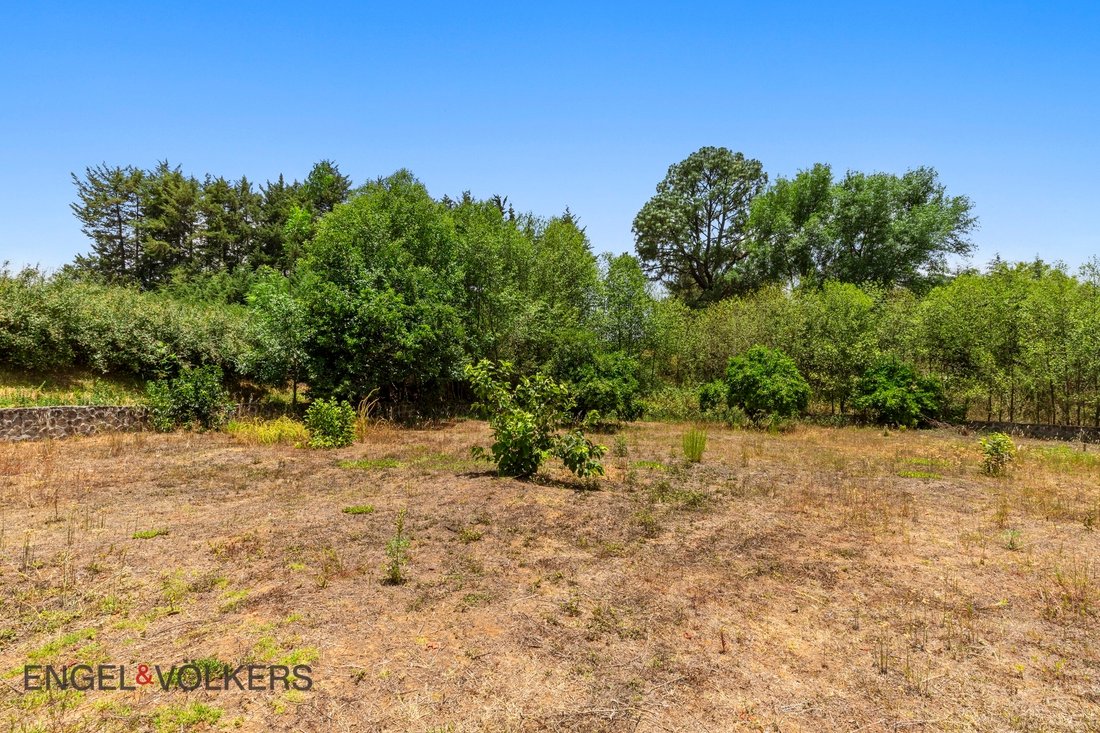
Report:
725,346,810,420
465,360,606,479
304,398,356,449
979,432,1016,476
851,357,942,427
682,428,707,462
698,380,726,413
146,365,232,431
568,352,643,422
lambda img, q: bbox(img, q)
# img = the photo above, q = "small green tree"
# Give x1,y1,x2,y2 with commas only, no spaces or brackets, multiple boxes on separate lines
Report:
465,360,605,479
725,346,810,420
979,433,1016,476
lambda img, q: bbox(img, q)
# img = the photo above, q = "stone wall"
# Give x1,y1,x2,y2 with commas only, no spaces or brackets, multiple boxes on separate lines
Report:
965,421,1100,444
0,406,149,442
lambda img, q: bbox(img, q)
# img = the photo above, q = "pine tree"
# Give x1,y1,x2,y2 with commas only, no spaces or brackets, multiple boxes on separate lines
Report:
70,164,145,282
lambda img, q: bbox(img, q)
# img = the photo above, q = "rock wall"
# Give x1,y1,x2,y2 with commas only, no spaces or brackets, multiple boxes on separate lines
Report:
965,421,1100,444
0,406,149,442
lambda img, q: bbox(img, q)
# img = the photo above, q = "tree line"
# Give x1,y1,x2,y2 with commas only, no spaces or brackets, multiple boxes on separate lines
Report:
5,147,1092,427
70,160,352,288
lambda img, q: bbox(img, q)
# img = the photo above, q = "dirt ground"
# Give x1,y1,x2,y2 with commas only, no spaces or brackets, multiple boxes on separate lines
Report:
1,420,1098,732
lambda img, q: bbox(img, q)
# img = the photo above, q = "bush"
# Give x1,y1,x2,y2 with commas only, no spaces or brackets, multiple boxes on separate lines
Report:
146,365,232,431
979,432,1016,476
698,380,726,413
725,346,810,420
851,357,942,427
466,360,605,479
550,348,643,422
304,398,356,448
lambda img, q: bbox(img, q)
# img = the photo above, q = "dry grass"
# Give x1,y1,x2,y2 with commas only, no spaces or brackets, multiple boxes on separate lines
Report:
0,421,1098,732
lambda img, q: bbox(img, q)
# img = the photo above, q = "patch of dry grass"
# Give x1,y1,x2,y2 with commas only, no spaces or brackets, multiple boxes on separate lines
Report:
0,421,1098,731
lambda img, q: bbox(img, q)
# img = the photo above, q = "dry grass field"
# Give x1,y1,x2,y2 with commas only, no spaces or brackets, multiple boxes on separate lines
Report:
1,421,1098,732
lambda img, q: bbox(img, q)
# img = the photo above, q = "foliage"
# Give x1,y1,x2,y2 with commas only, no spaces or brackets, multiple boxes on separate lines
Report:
749,164,976,292
551,347,643,422
243,269,311,403
70,160,351,286
851,357,943,427
633,147,767,304
698,380,726,413
296,170,466,402
303,398,356,448
682,428,707,463
979,432,1016,476
146,365,232,431
466,360,606,478
725,346,811,420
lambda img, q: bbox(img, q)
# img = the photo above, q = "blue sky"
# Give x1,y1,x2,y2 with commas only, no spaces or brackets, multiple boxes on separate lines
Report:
1,1,1097,271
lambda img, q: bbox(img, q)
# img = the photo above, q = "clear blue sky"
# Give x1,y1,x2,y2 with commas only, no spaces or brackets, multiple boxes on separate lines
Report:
1,1,1097,272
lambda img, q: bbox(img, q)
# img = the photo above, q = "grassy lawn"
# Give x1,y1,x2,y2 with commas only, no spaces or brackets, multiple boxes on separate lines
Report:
0,422,1097,731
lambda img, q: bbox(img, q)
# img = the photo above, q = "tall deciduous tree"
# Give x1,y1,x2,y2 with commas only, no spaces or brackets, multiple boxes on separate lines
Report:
633,147,767,304
751,165,976,292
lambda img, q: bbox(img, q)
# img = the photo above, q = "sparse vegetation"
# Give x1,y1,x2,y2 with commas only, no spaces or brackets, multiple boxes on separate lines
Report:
2,392,1099,731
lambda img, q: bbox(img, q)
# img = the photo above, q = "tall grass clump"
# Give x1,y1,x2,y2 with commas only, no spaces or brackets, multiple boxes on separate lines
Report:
682,427,707,463
226,416,308,446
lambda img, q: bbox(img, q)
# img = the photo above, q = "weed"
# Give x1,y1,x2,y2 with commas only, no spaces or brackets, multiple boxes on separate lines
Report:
458,527,482,543
317,547,343,588
1050,559,1096,619
152,702,222,732
133,528,168,540
339,458,405,470
992,493,1011,529
342,504,375,515
612,435,629,458
634,509,661,538
897,470,941,480
383,509,410,585
219,590,249,613
1003,530,1022,551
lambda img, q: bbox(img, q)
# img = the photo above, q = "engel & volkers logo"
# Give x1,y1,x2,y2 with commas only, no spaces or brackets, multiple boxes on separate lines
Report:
23,662,313,692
